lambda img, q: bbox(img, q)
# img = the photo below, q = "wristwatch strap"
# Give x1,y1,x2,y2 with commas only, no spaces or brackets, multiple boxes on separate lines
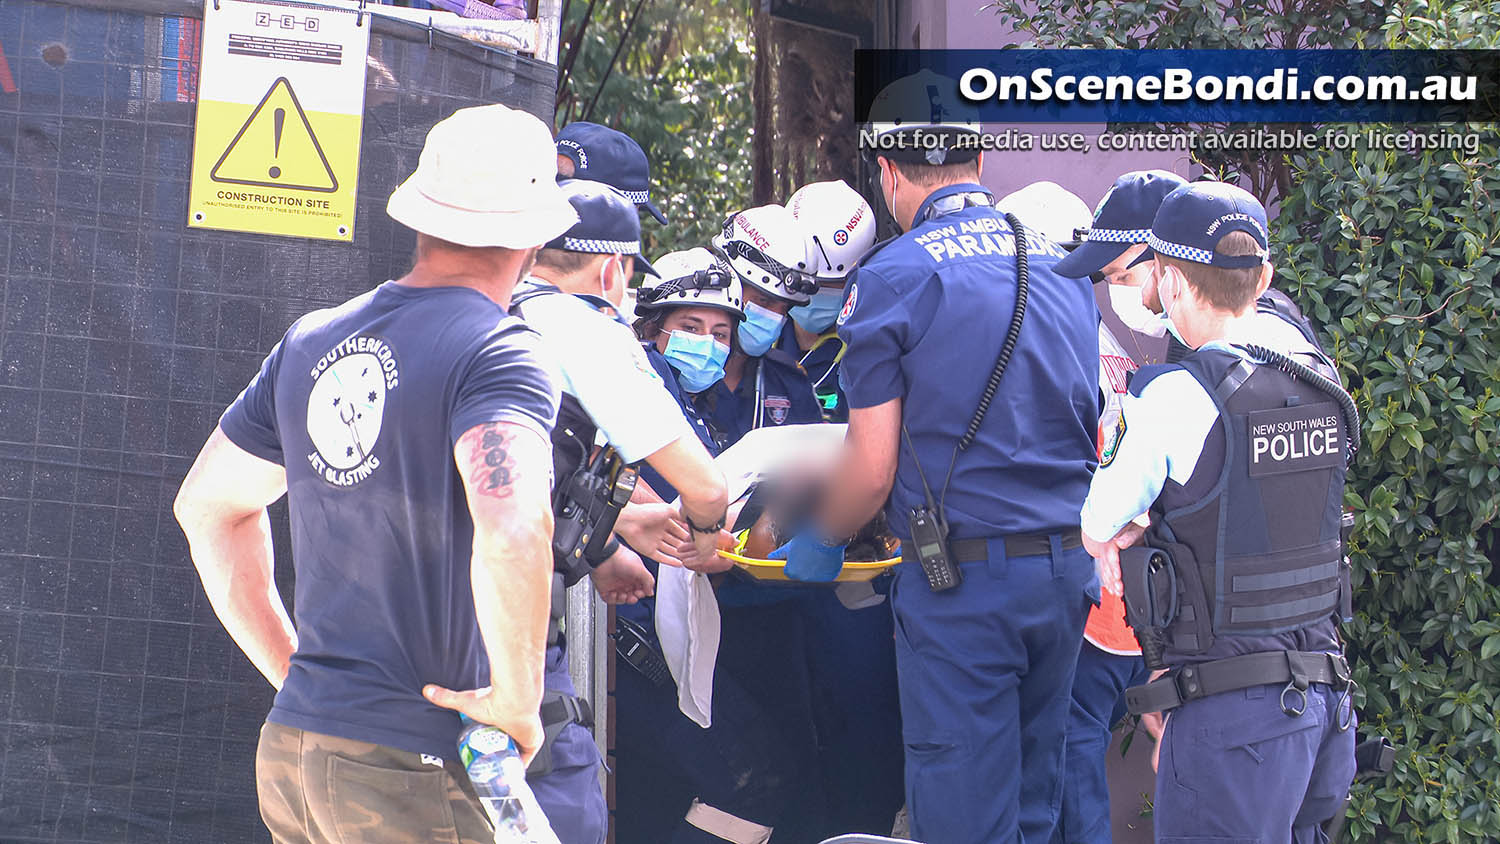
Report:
684,511,726,535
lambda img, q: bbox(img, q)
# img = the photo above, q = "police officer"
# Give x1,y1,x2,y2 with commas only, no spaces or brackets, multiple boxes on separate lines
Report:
556,121,671,224
1080,182,1357,842
699,205,824,444
780,180,878,422
513,180,731,844
1045,169,1188,844
776,71,1102,844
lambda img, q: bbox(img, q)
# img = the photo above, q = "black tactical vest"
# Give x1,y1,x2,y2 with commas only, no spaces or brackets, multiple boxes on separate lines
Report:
1139,348,1348,656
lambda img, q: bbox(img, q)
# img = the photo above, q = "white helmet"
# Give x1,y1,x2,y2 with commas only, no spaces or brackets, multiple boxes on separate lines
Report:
996,181,1092,246
635,247,744,318
710,204,817,305
787,180,876,280
863,69,982,166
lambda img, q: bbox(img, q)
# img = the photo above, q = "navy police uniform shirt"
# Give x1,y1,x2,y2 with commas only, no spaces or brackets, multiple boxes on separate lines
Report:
693,349,823,450
220,281,560,761
837,183,1100,541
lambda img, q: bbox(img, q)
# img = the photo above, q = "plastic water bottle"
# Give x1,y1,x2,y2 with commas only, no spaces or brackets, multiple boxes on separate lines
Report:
457,718,561,844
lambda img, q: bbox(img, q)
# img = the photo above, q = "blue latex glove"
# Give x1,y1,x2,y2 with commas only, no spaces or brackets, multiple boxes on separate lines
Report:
768,530,847,582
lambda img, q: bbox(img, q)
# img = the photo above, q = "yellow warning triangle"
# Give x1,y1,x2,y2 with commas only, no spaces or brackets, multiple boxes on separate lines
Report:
210,77,338,193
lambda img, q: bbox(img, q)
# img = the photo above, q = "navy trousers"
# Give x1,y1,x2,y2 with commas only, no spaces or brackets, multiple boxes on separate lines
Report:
889,538,1096,844
614,601,813,844
1054,643,1148,844
529,642,609,844
1153,680,1356,843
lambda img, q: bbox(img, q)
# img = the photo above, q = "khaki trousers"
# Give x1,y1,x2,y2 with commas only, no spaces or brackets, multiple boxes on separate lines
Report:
255,721,495,844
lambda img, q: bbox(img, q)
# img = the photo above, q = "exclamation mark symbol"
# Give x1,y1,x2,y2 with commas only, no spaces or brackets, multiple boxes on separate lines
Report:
268,108,285,179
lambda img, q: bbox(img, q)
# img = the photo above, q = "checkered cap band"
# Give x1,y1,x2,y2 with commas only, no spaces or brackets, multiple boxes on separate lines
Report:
1146,233,1216,265
561,237,640,255
619,189,650,205
1082,227,1152,244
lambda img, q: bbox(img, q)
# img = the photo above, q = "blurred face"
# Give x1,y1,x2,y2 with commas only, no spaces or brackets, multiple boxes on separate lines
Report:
655,305,735,353
742,284,792,316
556,154,576,178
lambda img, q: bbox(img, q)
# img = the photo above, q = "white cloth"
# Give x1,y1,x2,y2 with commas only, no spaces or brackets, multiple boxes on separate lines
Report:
515,280,693,462
656,424,849,726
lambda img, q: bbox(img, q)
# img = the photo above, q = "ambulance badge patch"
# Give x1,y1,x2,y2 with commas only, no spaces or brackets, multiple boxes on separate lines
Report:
764,395,791,425
836,282,858,326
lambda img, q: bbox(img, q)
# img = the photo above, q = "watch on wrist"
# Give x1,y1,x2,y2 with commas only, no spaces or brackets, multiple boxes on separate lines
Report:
685,511,727,535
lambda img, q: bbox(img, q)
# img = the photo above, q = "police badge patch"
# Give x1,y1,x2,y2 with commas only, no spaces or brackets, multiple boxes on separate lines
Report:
764,395,791,425
1100,411,1126,467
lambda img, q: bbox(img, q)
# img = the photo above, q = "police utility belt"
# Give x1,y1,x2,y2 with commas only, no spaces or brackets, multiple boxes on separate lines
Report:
1125,649,1352,718
526,690,595,778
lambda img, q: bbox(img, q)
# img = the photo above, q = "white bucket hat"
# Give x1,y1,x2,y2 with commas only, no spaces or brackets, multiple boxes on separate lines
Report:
387,104,578,249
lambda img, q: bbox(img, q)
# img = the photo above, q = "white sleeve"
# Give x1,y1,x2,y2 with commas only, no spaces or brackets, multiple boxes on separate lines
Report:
565,314,695,464
1079,369,1218,542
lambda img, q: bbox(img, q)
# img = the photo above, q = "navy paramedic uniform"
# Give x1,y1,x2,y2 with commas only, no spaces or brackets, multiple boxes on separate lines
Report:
616,344,811,844
1081,338,1355,843
643,344,719,474
693,349,823,447
775,318,904,839
837,183,1101,844
701,341,903,840
692,347,851,841
776,323,848,422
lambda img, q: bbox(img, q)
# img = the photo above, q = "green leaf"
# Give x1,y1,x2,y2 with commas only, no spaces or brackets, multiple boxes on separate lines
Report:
1482,635,1500,664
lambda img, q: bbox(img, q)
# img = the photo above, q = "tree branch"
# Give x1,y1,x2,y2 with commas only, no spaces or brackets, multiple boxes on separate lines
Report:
581,0,651,123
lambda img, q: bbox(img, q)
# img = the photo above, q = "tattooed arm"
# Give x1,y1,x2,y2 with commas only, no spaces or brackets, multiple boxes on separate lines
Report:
422,420,554,764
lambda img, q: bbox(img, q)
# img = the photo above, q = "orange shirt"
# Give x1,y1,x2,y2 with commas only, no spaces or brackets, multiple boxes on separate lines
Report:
1087,323,1143,656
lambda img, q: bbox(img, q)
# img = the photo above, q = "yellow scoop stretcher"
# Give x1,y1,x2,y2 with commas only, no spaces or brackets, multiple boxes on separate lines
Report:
717,531,900,583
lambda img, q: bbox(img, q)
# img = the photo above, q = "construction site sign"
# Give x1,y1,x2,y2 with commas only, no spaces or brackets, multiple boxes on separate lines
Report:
189,0,369,241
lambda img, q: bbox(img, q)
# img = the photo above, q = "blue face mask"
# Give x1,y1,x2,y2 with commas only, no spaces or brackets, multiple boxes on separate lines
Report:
736,301,785,357
663,330,730,394
789,286,845,334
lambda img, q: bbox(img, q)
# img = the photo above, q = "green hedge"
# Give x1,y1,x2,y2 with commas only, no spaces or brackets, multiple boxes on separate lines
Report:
1277,122,1500,844
988,0,1500,839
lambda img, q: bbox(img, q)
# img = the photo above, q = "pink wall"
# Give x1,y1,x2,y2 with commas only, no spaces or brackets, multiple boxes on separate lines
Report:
896,0,1191,210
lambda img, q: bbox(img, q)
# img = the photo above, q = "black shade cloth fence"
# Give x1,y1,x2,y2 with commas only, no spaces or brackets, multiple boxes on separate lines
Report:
0,3,555,839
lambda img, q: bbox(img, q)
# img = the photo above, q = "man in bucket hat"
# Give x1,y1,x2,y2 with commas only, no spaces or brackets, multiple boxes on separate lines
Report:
175,104,576,843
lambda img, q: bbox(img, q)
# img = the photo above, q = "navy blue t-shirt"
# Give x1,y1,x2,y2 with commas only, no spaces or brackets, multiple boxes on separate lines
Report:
837,183,1100,541
220,281,560,761
693,349,823,450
